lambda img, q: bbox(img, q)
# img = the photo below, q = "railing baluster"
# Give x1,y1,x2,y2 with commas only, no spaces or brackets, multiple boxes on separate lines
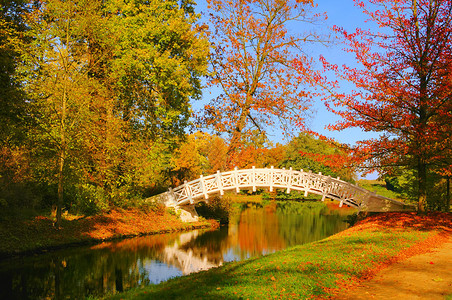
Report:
200,175,208,200
234,167,240,193
184,181,193,205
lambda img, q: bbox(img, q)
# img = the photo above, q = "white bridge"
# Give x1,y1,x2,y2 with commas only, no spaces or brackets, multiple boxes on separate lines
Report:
152,167,416,222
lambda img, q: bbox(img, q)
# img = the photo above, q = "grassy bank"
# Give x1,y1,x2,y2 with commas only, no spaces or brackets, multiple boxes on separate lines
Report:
0,208,217,258
104,212,452,300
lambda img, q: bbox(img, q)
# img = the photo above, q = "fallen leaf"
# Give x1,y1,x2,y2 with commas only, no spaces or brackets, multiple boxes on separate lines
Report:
432,278,443,282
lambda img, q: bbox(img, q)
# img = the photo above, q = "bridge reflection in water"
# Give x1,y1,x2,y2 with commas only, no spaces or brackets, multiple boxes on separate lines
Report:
0,202,353,299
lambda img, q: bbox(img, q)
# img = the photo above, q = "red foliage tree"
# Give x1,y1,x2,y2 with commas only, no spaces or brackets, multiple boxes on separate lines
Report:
201,0,325,167
319,0,452,211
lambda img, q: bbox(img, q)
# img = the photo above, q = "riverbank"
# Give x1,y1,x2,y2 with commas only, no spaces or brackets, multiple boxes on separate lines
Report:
104,212,452,300
0,208,218,259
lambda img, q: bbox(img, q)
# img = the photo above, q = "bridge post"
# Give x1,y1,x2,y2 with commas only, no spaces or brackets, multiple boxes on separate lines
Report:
252,166,256,192
269,166,274,192
216,170,224,196
286,167,293,194
321,175,331,201
304,170,310,197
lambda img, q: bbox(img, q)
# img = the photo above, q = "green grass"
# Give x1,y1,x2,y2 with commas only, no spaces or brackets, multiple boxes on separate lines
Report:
104,226,431,300
227,192,263,203
357,179,405,201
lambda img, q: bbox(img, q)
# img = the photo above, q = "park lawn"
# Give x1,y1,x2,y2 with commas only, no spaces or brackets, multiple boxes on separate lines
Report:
357,179,406,202
105,212,452,300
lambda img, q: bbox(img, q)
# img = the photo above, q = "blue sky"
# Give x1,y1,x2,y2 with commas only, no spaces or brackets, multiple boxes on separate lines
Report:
193,0,380,147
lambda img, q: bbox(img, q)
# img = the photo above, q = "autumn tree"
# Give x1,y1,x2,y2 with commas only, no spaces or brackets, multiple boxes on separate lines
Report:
170,132,229,184
9,0,209,222
0,1,33,207
203,134,228,173
228,130,286,169
0,0,28,144
80,0,210,201
201,0,325,166
320,0,452,211
171,133,209,184
15,0,108,226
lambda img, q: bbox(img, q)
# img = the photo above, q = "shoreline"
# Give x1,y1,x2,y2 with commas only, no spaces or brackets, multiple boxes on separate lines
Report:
0,222,216,260
0,207,218,260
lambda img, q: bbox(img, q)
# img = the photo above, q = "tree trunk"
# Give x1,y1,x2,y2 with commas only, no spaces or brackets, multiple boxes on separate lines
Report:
115,268,123,292
226,109,249,168
446,176,450,212
417,159,427,213
55,87,67,228
56,148,65,228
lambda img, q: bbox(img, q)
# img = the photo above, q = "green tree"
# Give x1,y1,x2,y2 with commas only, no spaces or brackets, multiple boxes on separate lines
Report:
0,0,28,144
0,0,33,208
279,133,356,182
97,0,210,198
106,0,209,140
16,0,104,226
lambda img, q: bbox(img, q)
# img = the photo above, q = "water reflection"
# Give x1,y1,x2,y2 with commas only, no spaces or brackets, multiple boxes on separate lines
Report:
0,201,353,299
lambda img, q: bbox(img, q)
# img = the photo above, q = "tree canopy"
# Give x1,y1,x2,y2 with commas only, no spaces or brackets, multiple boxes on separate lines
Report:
1,0,209,224
200,0,326,166
320,0,452,211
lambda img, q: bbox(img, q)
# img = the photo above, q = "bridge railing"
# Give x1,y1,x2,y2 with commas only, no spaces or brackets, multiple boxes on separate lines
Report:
167,166,399,209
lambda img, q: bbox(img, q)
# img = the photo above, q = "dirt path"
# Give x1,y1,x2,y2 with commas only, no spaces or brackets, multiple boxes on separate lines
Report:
335,236,452,299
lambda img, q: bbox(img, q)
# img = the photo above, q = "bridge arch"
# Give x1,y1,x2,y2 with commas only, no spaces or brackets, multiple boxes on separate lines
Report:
152,167,415,222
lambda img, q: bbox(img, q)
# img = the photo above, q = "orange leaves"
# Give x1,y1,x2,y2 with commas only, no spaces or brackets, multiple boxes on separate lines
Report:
201,0,325,158
170,132,229,183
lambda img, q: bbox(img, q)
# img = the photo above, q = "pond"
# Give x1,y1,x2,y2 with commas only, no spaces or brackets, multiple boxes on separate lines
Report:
0,201,354,299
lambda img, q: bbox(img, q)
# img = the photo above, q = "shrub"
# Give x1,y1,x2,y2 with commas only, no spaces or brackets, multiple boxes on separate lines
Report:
72,184,109,215
196,195,233,224
137,200,166,215
262,190,321,201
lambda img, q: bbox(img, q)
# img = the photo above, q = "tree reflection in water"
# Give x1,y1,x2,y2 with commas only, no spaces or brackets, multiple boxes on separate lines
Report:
0,201,353,299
